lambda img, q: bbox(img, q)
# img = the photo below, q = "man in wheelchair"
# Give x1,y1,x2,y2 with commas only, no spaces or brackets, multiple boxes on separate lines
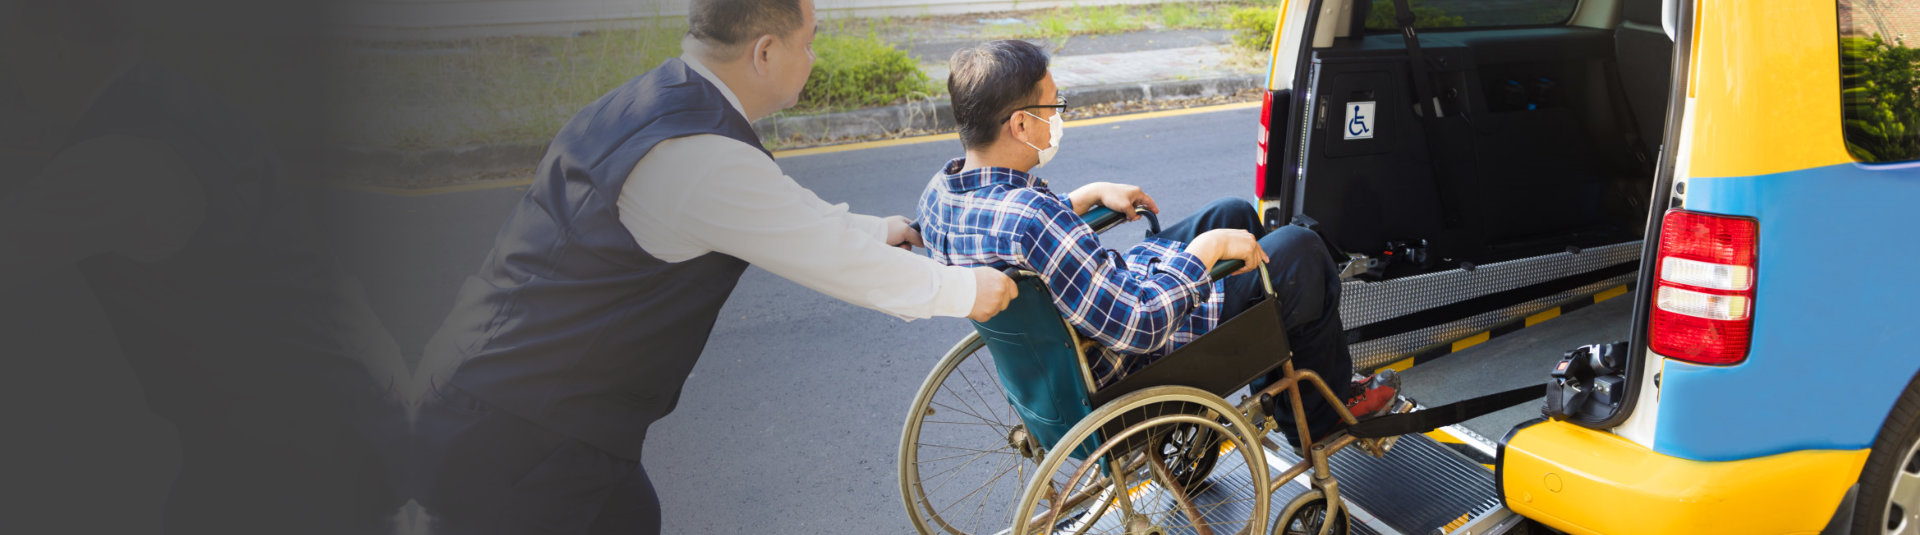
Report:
918,40,1400,449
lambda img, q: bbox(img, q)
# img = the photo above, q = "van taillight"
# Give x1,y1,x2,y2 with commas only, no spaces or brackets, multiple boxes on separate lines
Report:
1256,90,1272,197
1648,209,1759,365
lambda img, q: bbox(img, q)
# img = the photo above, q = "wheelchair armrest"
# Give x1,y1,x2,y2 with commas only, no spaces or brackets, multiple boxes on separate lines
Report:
1082,205,1161,235
1209,259,1244,280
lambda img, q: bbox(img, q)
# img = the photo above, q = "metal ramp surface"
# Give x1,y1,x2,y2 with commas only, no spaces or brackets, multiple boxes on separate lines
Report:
1042,430,1504,535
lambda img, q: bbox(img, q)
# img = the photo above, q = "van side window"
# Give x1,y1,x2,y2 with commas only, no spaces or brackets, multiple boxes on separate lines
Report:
1362,0,1576,31
1839,0,1920,163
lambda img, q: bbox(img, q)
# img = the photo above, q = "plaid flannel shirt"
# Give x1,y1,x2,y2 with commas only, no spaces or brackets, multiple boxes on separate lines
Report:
917,158,1226,386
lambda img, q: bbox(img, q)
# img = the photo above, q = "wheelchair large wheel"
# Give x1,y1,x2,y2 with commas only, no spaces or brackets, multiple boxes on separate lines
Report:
901,333,1042,535
1011,386,1269,535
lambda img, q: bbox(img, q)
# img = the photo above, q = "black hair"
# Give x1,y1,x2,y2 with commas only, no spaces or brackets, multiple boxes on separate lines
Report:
687,0,806,48
948,40,1050,150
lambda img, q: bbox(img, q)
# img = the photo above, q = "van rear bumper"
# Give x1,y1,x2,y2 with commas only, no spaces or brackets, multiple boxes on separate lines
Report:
1498,419,1867,535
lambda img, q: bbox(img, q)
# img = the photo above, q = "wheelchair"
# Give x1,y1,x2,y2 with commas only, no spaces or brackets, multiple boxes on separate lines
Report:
899,206,1407,535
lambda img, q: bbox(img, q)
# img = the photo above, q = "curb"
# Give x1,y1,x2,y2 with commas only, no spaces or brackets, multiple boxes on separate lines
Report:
330,73,1262,186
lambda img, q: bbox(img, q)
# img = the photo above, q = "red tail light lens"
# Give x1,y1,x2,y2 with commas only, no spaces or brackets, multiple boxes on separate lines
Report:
1648,210,1759,365
1256,90,1273,197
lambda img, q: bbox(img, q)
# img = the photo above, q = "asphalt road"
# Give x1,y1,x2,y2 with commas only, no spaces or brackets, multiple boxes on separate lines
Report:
317,104,1270,533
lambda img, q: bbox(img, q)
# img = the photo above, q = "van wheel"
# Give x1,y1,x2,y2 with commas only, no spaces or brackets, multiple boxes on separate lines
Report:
1854,374,1920,535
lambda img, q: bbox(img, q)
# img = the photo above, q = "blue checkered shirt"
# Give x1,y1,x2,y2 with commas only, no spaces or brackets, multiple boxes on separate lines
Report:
917,158,1226,386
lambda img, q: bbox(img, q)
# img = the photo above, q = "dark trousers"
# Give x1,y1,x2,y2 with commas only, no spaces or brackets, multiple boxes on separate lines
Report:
1152,197,1353,446
415,384,660,535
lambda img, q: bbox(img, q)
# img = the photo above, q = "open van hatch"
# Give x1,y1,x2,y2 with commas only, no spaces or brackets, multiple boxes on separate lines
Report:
1257,0,1671,374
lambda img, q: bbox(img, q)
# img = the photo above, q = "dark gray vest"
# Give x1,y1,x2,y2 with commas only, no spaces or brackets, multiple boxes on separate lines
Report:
437,58,763,459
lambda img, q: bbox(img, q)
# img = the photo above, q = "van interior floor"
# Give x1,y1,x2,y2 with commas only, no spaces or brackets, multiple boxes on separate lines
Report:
1395,294,1634,441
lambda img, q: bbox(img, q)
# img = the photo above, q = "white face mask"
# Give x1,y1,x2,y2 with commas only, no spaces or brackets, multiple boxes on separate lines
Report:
1020,109,1064,169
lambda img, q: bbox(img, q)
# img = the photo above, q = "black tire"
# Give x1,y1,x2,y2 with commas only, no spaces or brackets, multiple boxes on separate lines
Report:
1852,372,1920,535
1275,492,1350,535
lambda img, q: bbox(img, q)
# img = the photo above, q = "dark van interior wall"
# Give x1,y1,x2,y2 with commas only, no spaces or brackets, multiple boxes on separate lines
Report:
1284,0,1672,277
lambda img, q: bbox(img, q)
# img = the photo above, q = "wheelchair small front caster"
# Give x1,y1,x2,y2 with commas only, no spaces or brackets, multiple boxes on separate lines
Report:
1275,489,1350,535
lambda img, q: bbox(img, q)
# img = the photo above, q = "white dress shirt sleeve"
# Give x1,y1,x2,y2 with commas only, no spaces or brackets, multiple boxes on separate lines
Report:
617,135,977,321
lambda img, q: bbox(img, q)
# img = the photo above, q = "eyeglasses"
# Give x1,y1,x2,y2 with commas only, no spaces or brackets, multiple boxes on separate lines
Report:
1000,95,1068,123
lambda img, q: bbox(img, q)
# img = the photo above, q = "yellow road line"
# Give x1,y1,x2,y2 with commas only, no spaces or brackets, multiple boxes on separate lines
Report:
770,132,960,159
771,100,1262,160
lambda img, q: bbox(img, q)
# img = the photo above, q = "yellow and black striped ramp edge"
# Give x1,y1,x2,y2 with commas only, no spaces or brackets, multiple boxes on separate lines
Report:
1423,427,1498,472
1373,284,1634,376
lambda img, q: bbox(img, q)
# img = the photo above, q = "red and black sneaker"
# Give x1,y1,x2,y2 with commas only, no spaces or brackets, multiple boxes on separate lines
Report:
1345,369,1401,419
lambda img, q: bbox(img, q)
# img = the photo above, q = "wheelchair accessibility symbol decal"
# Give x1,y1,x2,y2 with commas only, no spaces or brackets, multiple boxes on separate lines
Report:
1344,101,1375,140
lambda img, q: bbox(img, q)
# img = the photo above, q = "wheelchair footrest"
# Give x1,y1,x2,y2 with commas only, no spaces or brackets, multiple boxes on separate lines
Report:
1354,396,1419,458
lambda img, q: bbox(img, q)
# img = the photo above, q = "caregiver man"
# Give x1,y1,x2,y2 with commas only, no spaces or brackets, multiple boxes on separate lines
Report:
412,0,1019,532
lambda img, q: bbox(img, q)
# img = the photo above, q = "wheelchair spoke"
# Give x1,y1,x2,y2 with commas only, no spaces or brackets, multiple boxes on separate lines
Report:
918,449,1014,465
919,443,1016,456
936,450,1029,521
963,451,1020,530
921,449,1012,492
954,359,1014,429
923,419,1013,428
927,400,1009,431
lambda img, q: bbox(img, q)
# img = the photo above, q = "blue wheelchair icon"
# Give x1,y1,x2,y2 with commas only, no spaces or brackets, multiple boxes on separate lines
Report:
1348,105,1370,137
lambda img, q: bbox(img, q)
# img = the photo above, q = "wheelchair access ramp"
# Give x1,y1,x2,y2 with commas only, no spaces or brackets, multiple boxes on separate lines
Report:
1262,425,1518,535
1040,423,1519,535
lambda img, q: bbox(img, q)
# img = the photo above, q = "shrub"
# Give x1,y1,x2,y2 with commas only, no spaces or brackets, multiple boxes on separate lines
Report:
1363,0,1465,31
797,32,936,111
1841,35,1920,162
1229,7,1280,50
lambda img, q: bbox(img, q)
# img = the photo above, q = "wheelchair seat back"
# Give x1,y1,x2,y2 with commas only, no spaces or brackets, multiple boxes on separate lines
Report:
971,272,1101,459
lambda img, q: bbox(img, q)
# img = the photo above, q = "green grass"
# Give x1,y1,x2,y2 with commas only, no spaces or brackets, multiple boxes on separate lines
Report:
1159,2,1196,28
1082,4,1135,33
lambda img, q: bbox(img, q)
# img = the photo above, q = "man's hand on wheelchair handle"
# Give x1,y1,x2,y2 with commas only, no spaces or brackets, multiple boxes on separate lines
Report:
1066,182,1158,220
1185,229,1266,277
968,267,1019,321
884,215,926,251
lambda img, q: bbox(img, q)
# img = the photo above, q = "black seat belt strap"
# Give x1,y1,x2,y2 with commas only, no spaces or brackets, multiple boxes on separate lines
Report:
1391,0,1441,118
1346,384,1547,438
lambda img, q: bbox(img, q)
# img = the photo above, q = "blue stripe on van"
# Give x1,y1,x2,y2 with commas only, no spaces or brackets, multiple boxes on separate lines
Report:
1653,162,1920,462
